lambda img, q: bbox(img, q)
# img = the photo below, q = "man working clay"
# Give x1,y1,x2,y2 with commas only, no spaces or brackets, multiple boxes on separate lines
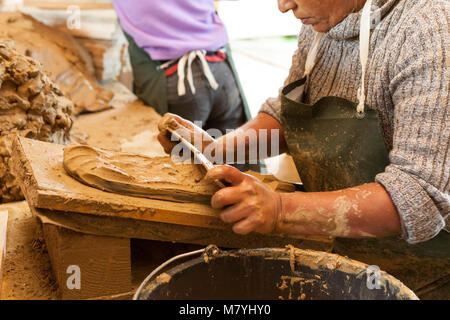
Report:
112,0,248,134
159,0,449,298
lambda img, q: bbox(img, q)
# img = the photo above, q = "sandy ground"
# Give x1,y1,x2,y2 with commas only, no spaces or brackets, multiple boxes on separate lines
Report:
0,201,59,299
0,201,203,300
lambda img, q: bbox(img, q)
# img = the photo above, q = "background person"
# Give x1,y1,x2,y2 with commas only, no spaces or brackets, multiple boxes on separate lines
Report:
112,0,250,134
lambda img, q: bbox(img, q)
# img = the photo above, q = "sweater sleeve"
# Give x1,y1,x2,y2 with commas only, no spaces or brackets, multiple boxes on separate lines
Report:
375,2,449,244
258,26,313,122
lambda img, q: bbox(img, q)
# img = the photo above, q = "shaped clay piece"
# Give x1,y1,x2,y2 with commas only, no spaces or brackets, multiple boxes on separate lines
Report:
63,145,219,204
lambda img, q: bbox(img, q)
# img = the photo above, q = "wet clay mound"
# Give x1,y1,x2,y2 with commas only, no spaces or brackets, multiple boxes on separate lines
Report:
0,42,73,202
0,12,113,115
63,145,220,204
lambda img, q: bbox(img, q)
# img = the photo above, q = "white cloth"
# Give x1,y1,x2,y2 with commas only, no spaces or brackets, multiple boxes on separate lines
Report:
159,50,219,96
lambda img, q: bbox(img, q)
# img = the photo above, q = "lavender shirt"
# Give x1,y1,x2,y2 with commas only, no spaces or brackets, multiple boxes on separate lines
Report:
112,0,229,61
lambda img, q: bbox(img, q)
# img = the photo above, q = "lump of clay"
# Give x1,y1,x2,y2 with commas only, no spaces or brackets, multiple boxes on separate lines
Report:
0,12,113,114
0,42,73,202
63,145,219,204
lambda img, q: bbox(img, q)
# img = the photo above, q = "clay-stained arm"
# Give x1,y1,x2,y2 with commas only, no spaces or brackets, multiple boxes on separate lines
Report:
158,112,287,164
206,165,402,238
157,113,216,155
277,182,402,238
214,112,288,163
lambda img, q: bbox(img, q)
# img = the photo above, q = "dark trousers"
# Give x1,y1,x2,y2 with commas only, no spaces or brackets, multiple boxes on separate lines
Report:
125,32,246,135
166,59,246,134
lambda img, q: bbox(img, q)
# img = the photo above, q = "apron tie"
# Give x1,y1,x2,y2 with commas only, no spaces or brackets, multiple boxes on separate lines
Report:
357,0,373,119
160,50,219,96
303,33,324,78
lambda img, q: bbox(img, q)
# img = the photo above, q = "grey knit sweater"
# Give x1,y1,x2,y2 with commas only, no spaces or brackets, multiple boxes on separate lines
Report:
260,0,449,244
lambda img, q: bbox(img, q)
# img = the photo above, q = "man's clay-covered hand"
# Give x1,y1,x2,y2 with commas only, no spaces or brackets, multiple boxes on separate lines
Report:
206,165,282,235
157,113,216,155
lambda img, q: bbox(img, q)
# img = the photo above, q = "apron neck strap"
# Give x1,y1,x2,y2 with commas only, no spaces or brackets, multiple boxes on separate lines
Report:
303,32,324,78
356,0,373,118
303,0,373,118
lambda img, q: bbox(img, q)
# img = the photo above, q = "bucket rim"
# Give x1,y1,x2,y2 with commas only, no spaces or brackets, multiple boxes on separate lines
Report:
136,246,419,300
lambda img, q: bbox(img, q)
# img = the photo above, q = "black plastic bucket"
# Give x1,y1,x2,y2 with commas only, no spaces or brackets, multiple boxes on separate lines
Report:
136,247,418,300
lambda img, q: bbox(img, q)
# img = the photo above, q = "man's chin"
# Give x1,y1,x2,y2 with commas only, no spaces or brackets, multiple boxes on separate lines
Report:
311,23,332,33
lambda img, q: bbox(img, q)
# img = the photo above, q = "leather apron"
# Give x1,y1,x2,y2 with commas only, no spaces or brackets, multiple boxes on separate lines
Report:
280,0,449,298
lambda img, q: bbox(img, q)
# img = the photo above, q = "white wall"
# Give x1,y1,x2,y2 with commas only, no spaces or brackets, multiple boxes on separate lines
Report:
216,0,301,40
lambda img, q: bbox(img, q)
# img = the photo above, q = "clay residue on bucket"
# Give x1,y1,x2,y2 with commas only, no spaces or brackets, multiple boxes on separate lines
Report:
285,244,361,274
156,273,171,284
281,245,418,299
0,12,113,115
277,275,318,300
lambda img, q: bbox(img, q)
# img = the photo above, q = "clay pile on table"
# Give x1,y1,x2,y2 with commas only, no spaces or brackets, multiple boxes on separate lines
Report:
0,12,113,115
0,42,73,202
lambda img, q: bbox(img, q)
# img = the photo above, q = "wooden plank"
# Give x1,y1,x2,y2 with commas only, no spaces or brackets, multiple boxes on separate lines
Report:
32,206,333,250
11,136,331,243
11,136,227,230
42,224,131,300
0,210,7,297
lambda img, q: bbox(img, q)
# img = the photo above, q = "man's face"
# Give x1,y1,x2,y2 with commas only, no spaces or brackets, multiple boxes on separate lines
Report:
278,0,363,32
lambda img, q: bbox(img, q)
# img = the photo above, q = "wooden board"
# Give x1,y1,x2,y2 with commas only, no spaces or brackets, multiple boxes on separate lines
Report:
43,223,131,300
11,136,226,230
11,136,331,243
32,206,333,251
0,210,7,297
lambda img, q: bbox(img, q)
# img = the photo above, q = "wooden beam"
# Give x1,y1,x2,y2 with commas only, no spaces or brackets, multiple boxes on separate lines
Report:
32,206,333,251
43,224,131,300
0,210,7,298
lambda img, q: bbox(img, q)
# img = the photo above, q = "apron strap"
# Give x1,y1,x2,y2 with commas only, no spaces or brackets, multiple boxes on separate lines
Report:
178,50,219,96
304,0,373,118
161,50,220,96
357,0,373,118
303,32,324,78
